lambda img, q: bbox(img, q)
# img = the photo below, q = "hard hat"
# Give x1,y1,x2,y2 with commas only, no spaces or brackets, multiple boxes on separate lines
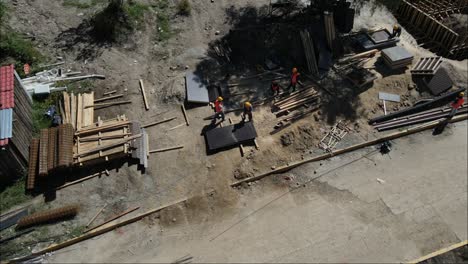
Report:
217,96,223,101
245,102,252,107
393,24,399,30
460,92,465,97
292,67,298,73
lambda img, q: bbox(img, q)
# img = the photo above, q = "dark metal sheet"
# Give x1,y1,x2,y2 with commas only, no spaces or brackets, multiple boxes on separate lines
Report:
185,72,209,104
0,209,28,230
355,33,398,50
205,122,257,151
423,68,453,95
368,29,392,44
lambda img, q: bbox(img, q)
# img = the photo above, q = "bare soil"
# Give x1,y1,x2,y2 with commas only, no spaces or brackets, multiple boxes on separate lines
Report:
1,0,466,261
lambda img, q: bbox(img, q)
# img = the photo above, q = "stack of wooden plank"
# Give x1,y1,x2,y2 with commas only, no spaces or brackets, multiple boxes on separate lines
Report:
324,11,337,52
74,115,138,164
27,124,74,187
61,92,95,130
410,57,443,76
381,46,414,70
300,30,319,76
272,87,320,116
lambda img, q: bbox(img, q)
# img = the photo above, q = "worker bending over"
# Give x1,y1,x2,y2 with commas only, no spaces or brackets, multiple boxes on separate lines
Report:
391,24,402,38
449,92,465,117
287,67,300,92
271,80,281,96
214,96,225,122
242,101,253,122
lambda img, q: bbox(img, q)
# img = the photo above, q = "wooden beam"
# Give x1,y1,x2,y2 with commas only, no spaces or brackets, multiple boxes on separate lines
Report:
94,94,124,103
141,117,177,128
74,134,141,158
103,90,117,96
85,206,140,233
79,134,132,142
408,240,468,264
149,145,184,153
85,101,132,109
139,79,150,111
15,196,193,260
85,204,107,228
56,170,110,190
181,104,190,126
75,121,130,135
167,123,185,131
231,114,468,187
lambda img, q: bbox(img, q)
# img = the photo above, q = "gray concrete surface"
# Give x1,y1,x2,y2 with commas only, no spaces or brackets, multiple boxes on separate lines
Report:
47,121,467,263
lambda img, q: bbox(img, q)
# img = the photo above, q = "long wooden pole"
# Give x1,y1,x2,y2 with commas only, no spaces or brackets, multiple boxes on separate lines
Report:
12,196,192,261
149,145,184,153
142,117,177,128
231,114,468,187
181,105,190,126
85,101,132,108
84,206,140,233
139,79,150,111
85,204,107,228
94,94,124,103
56,170,110,190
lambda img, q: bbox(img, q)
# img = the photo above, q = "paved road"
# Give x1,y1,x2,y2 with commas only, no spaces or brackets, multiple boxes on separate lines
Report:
48,122,467,263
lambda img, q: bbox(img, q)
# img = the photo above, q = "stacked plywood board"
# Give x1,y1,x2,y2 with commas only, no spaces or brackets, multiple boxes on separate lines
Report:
61,91,95,130
381,46,414,70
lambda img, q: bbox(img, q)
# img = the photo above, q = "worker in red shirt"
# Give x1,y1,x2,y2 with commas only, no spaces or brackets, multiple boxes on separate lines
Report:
214,96,225,122
271,80,281,96
287,67,300,92
433,91,465,135
449,91,465,117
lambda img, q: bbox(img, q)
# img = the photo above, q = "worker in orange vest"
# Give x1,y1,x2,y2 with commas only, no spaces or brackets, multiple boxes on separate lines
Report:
449,91,465,117
287,67,300,92
242,101,253,122
214,96,225,122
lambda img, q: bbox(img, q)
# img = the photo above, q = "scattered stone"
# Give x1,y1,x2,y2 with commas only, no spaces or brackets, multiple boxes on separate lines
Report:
172,218,176,222
185,65,189,69
314,114,319,121
247,182,251,186
271,166,276,170
314,170,317,174
215,30,220,35
124,88,128,92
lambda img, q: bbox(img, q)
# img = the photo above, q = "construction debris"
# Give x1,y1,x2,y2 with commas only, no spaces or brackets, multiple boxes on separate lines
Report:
272,87,320,116
319,120,350,152
16,205,79,229
85,206,140,233
149,145,184,153
86,204,107,228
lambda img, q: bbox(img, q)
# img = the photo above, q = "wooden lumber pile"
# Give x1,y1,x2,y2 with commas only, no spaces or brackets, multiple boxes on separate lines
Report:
27,124,74,187
272,87,320,116
74,115,138,164
410,56,442,76
61,92,95,130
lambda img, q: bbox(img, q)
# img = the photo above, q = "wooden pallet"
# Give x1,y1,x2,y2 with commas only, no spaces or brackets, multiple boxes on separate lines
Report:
410,56,442,75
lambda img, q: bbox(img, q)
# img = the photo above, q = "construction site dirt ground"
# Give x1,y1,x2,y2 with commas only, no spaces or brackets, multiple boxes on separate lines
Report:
1,0,467,262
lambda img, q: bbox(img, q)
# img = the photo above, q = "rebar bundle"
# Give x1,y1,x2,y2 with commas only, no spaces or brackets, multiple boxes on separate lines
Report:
16,205,79,229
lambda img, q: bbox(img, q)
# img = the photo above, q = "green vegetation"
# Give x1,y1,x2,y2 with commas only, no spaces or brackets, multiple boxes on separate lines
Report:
32,92,61,135
152,0,173,41
124,1,149,27
0,1,44,74
0,177,30,214
177,0,191,16
62,0,107,8
67,225,85,239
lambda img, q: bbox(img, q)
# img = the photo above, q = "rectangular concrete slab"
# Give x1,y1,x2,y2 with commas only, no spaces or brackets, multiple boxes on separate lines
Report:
382,46,413,63
185,72,209,104
379,92,401,102
205,122,257,151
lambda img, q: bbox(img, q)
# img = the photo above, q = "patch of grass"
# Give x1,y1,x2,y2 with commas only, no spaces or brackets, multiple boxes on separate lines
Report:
68,225,85,238
0,1,7,21
0,178,30,214
32,92,61,135
0,31,44,67
152,0,173,42
177,0,191,16
124,1,149,27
